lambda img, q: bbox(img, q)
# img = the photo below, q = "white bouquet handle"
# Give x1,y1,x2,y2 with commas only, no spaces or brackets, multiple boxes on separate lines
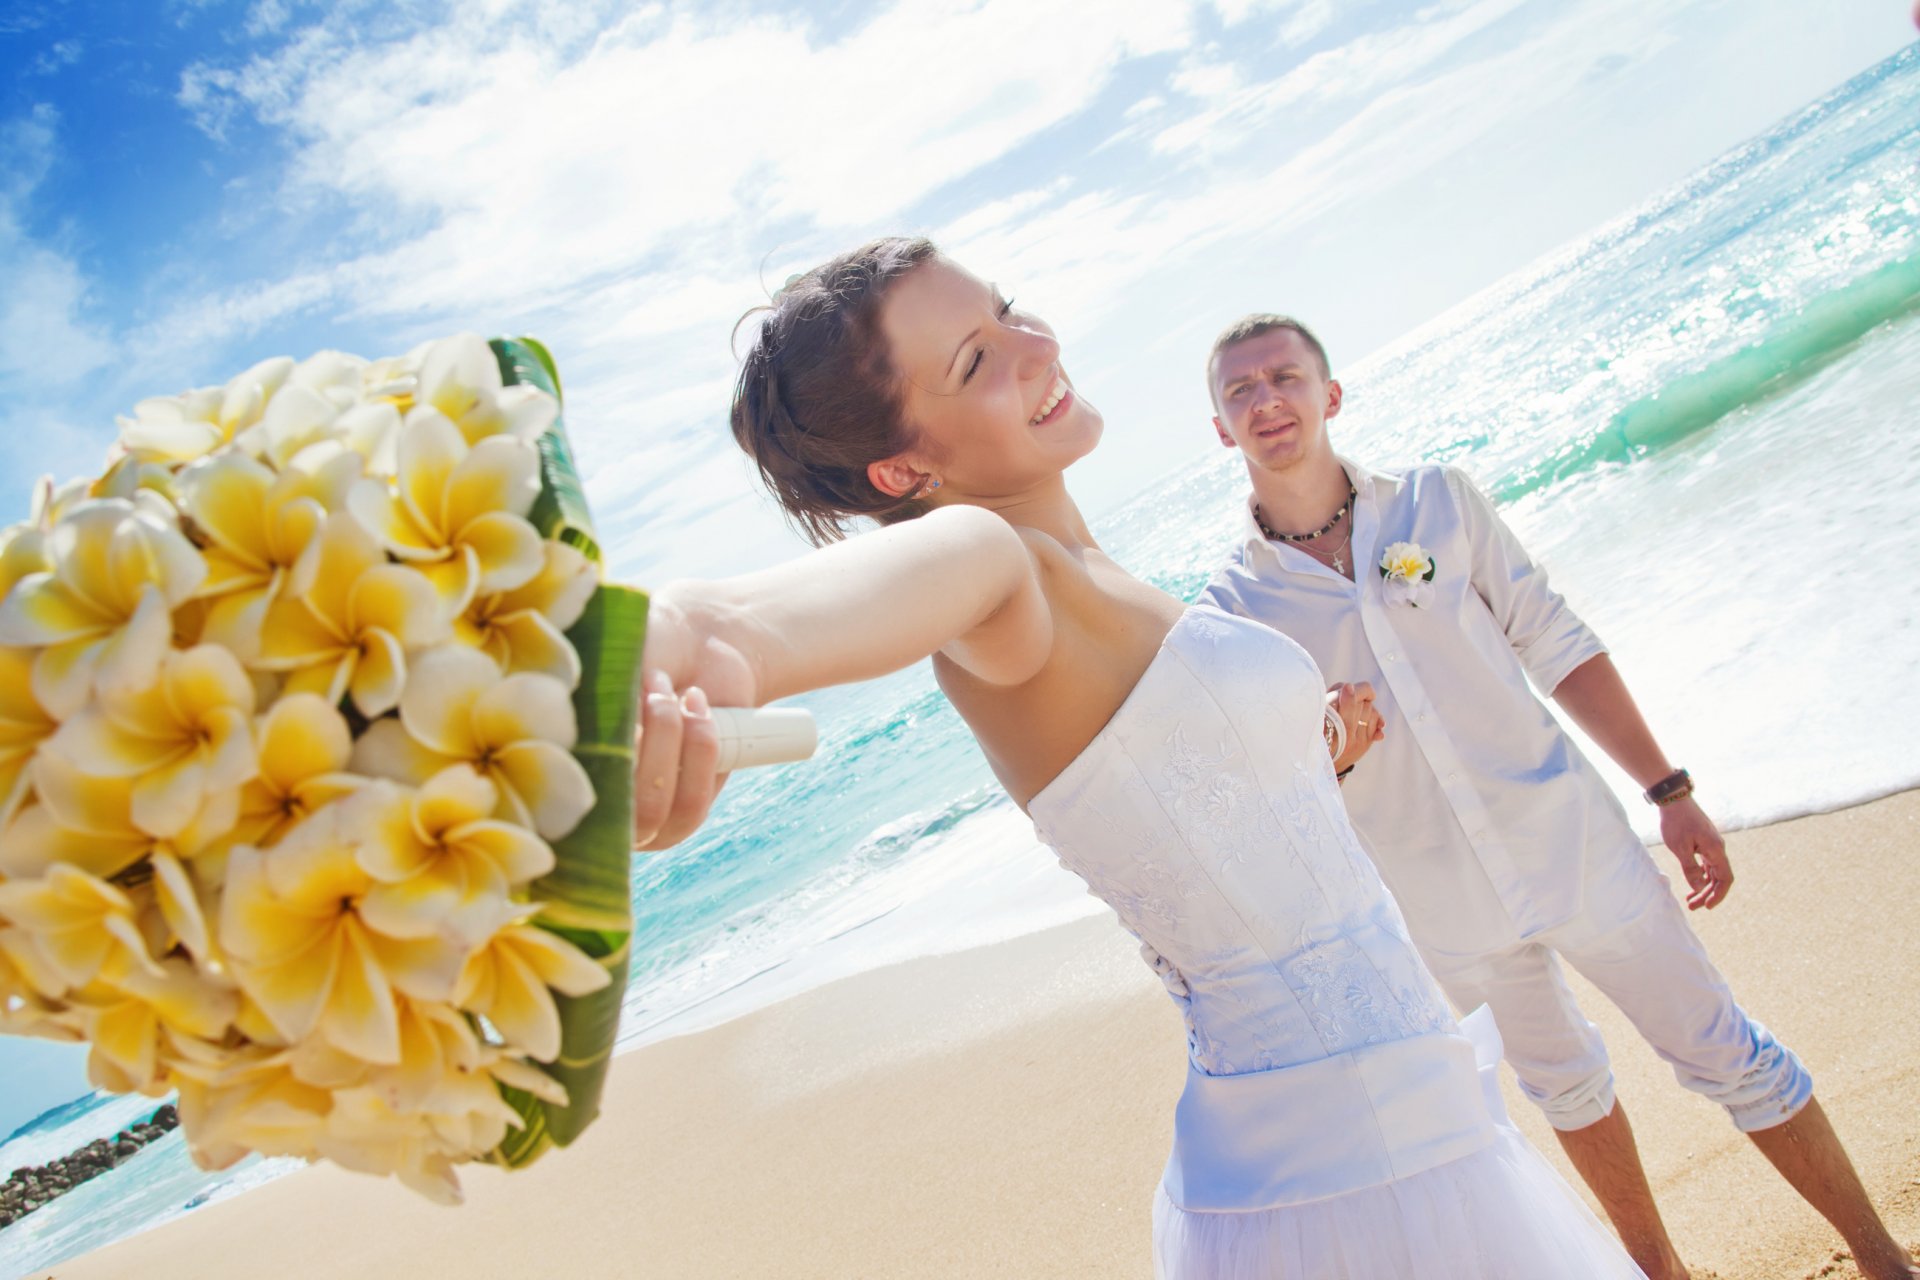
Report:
710,706,818,771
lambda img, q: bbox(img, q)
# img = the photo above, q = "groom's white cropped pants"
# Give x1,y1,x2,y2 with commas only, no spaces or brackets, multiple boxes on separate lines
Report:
1419,840,1812,1134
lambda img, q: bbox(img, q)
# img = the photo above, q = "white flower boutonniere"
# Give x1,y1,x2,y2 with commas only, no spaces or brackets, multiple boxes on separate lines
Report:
1378,540,1437,607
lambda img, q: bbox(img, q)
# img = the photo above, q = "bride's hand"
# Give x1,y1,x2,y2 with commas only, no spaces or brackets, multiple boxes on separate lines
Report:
632,592,760,851
1326,682,1384,774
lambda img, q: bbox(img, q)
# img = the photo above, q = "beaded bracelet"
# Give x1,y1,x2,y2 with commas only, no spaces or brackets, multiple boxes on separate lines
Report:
1643,767,1693,807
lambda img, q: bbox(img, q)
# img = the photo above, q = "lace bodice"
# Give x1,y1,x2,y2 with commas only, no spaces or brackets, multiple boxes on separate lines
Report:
1029,604,1453,1077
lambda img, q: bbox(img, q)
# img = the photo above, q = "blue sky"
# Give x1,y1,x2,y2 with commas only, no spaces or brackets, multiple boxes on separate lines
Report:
0,0,1911,1137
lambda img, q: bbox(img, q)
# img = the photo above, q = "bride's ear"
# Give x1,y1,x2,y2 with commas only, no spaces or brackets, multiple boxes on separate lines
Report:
868,455,931,499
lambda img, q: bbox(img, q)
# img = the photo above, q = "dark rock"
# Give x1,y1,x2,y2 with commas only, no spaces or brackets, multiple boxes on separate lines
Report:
114,1140,139,1159
152,1104,179,1128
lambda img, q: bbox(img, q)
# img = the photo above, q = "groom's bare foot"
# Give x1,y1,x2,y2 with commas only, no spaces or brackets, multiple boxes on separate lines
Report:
1836,1236,1918,1279
1815,1243,1920,1280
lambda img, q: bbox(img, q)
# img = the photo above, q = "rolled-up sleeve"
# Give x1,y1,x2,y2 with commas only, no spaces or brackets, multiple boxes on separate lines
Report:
1446,467,1605,693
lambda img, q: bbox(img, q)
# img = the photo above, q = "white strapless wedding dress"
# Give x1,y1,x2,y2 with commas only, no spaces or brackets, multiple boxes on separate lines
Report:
1028,605,1644,1279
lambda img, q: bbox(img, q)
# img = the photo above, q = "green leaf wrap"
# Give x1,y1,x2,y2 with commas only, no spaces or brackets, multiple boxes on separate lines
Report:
493,336,600,563
487,338,644,1167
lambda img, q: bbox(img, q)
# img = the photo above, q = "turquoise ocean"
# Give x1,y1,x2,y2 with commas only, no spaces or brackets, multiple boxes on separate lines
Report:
4,46,1917,1278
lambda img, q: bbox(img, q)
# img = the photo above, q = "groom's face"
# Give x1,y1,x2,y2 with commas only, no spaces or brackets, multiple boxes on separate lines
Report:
1209,328,1341,473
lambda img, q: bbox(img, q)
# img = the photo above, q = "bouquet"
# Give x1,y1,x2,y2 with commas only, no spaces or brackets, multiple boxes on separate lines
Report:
0,335,649,1201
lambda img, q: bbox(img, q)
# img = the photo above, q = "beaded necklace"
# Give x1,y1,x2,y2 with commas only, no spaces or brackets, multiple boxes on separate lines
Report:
1255,483,1358,576
1253,483,1356,544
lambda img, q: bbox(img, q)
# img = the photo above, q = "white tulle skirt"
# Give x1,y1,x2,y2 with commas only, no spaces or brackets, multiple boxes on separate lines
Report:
1151,1116,1645,1280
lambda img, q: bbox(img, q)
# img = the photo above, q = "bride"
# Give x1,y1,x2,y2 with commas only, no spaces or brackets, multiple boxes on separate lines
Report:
634,237,1646,1278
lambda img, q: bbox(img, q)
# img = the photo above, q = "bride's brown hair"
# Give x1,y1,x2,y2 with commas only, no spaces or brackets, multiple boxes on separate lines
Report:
730,236,940,545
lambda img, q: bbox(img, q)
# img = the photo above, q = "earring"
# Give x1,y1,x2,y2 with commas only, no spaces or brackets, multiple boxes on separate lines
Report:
923,477,942,493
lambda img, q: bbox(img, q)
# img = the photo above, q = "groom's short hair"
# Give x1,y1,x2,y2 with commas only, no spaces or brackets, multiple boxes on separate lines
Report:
1207,315,1331,408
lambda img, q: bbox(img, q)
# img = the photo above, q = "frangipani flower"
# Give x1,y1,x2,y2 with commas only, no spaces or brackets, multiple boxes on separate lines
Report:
116,356,294,465
414,333,557,447
316,1001,565,1203
52,644,257,840
347,411,544,614
70,957,239,1094
348,768,554,944
172,1045,334,1169
456,539,596,685
0,519,51,598
0,864,161,990
241,382,403,476
0,753,230,882
0,923,68,1004
230,694,363,851
256,514,447,717
179,450,355,660
351,646,594,840
453,906,608,1063
90,454,178,507
0,497,208,718
0,647,56,826
219,808,467,1064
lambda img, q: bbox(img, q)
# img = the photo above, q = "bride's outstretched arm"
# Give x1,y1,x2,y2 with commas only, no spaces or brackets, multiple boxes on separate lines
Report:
632,504,1052,848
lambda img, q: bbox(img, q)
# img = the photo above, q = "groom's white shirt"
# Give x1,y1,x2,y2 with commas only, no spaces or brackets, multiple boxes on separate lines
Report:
1200,458,1634,959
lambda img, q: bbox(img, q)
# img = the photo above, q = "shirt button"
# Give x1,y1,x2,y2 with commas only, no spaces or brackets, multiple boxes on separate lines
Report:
1416,713,1429,723
1385,652,1401,661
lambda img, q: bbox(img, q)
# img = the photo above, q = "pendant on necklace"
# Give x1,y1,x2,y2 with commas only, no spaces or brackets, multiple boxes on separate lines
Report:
1332,553,1346,574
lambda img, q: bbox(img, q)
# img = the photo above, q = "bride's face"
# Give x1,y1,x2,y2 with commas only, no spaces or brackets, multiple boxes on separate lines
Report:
876,256,1101,500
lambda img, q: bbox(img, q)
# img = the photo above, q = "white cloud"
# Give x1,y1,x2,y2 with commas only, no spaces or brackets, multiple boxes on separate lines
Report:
0,108,117,489
170,0,1197,338
0,107,113,388
1211,0,1333,44
1154,0,1531,156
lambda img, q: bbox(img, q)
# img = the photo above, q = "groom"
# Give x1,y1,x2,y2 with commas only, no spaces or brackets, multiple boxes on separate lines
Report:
1195,314,1917,1280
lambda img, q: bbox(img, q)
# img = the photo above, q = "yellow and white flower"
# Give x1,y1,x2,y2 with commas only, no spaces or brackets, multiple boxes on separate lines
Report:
0,497,208,718
1377,540,1437,608
350,646,594,840
347,767,554,945
116,356,295,466
256,514,448,717
178,450,355,662
0,647,56,826
51,644,257,841
346,410,545,615
219,805,468,1065
0,752,233,906
453,905,609,1063
0,921,66,996
0,864,162,990
456,539,596,685
414,333,557,448
315,997,566,1202
67,958,239,1095
228,694,364,853
171,1044,334,1170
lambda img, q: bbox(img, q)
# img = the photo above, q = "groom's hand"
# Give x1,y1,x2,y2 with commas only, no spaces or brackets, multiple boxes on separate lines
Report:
1327,682,1385,773
1660,796,1733,910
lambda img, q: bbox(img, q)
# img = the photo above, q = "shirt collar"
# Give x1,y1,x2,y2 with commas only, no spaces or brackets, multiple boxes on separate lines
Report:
1239,455,1396,570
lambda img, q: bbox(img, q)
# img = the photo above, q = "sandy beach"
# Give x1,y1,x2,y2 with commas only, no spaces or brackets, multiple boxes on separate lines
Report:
44,789,1920,1280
